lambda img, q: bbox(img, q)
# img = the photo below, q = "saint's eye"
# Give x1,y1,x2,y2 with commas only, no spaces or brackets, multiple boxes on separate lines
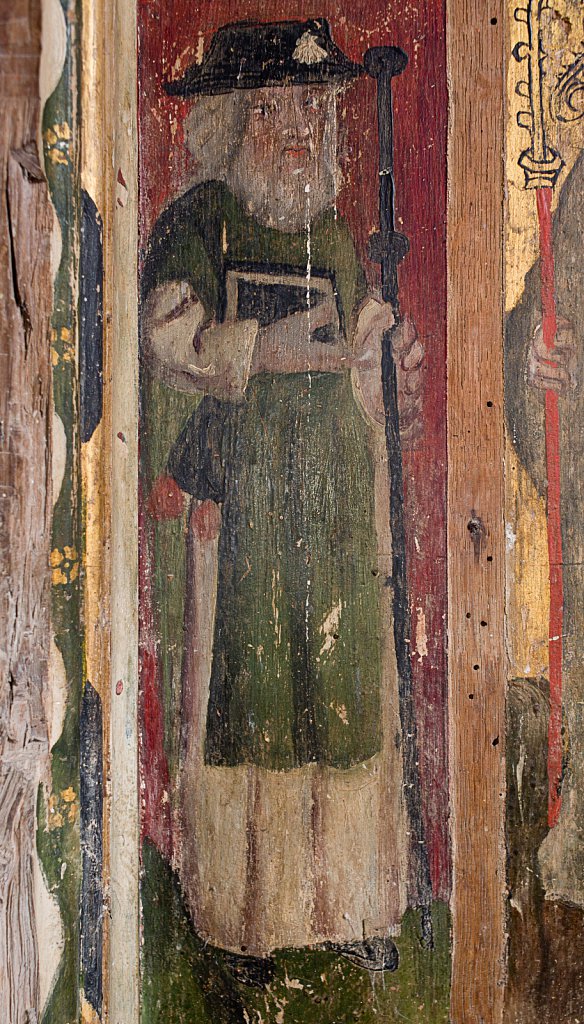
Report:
253,101,275,119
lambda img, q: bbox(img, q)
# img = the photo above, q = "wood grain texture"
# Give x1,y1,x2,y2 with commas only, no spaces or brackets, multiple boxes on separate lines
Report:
447,1,507,1021
0,4,54,1021
105,0,140,1020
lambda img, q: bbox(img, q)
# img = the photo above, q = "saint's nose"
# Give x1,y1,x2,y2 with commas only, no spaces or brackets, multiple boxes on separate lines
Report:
279,93,311,138
281,116,311,140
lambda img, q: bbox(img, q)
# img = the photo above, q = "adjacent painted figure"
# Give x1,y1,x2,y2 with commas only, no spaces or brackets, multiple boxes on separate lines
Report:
506,152,584,906
141,20,423,972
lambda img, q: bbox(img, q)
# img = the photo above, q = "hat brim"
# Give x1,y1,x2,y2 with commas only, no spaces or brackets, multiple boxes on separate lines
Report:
164,62,362,97
163,20,363,98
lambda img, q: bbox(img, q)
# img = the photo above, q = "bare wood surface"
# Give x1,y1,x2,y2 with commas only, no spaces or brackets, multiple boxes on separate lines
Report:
105,0,140,1019
0,4,54,1022
447,1,507,1020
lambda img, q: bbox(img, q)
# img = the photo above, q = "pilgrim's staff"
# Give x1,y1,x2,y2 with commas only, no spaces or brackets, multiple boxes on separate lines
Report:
365,45,433,938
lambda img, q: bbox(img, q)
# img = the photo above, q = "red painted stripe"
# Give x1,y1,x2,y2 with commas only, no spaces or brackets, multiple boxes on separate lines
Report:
537,188,564,828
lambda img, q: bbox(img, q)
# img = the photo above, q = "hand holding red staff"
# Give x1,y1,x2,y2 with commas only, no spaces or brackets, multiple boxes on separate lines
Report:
528,317,578,395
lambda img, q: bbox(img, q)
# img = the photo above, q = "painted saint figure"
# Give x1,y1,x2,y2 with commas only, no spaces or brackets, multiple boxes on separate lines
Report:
506,152,584,907
141,20,423,975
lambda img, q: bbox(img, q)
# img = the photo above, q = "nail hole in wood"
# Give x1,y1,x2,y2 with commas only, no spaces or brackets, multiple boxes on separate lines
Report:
467,513,486,558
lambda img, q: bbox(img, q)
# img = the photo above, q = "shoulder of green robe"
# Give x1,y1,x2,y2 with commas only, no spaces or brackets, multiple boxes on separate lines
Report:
141,180,231,302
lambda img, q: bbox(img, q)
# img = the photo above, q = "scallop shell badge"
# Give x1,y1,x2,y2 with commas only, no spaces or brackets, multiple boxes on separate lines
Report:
292,32,328,66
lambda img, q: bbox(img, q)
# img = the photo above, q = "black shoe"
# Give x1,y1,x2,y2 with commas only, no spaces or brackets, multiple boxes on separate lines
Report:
326,936,399,972
221,950,276,988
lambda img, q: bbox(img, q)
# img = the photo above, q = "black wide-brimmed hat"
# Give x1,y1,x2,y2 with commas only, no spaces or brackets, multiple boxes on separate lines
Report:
164,20,363,97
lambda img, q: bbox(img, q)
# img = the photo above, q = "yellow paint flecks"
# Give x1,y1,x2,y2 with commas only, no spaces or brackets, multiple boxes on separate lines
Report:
47,787,78,829
44,121,71,165
47,794,63,830
50,546,79,586
50,325,75,364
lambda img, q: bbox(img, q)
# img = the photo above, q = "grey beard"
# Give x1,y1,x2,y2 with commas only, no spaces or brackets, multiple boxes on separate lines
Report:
226,158,338,232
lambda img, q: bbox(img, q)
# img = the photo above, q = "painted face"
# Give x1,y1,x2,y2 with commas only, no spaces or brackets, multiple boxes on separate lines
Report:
243,85,332,178
229,84,339,229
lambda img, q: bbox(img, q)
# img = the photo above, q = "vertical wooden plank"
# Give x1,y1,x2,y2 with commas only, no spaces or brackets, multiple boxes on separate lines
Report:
0,5,55,1023
447,2,506,1021
106,0,139,1020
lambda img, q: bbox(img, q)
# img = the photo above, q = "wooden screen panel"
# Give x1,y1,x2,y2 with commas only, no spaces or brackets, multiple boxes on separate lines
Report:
5,1,584,1021
136,2,450,1022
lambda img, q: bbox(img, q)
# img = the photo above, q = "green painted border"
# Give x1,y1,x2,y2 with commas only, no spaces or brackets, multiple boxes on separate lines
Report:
39,2,82,1020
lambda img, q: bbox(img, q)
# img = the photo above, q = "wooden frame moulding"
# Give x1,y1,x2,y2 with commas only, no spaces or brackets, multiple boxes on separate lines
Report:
79,0,112,1017
101,0,140,1018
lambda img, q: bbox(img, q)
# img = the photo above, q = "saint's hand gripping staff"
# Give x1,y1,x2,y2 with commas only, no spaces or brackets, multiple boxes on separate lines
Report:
365,46,433,937
513,1,565,828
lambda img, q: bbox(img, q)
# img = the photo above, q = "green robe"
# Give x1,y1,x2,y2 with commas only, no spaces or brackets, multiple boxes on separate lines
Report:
142,181,383,770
